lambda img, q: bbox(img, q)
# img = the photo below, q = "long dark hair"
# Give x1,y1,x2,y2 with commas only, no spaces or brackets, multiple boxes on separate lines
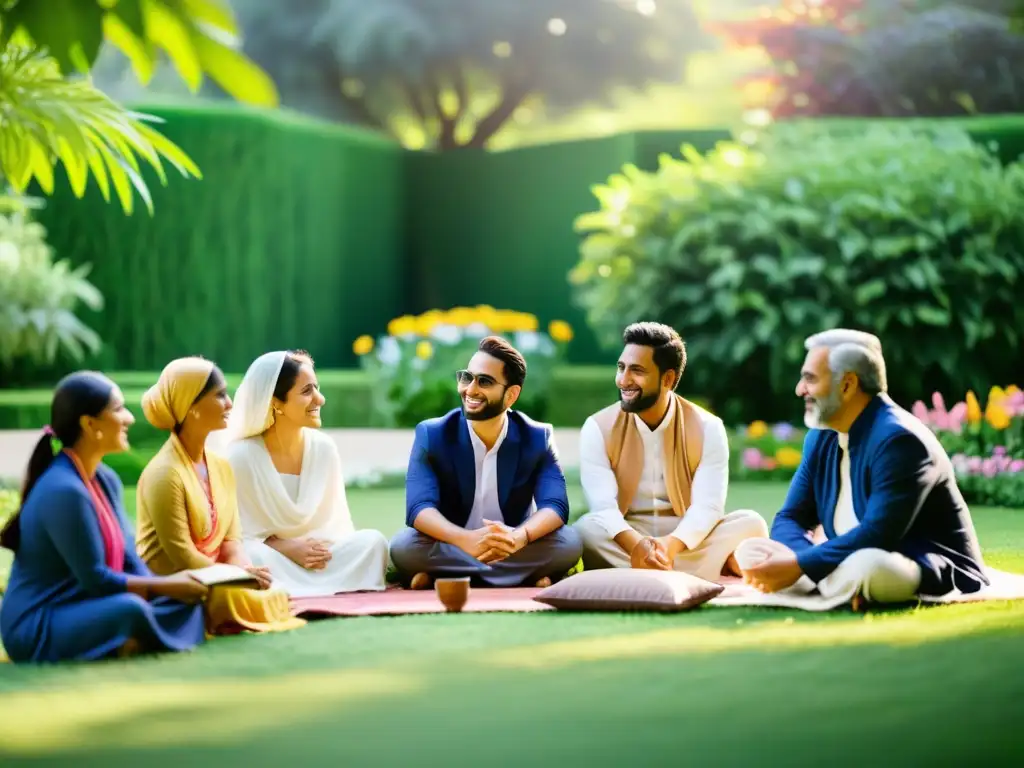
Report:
0,371,115,552
273,350,314,402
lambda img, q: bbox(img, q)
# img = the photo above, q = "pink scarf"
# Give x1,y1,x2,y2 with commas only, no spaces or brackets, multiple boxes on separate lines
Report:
65,450,125,572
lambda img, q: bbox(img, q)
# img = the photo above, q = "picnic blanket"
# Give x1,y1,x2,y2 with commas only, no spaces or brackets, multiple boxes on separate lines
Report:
706,568,1024,612
291,587,553,617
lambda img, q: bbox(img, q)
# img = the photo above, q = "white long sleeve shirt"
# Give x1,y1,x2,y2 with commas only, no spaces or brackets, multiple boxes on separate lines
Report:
578,398,730,549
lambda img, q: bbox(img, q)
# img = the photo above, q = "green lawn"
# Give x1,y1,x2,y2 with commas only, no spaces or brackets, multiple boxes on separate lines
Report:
1,483,1023,766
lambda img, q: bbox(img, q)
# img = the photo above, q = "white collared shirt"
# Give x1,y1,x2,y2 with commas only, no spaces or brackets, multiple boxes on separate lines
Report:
464,415,539,530
833,432,859,535
578,398,730,549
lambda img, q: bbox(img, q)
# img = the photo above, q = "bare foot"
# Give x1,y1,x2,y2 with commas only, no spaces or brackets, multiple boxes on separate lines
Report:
409,572,431,590
534,576,552,588
117,638,141,658
722,554,742,578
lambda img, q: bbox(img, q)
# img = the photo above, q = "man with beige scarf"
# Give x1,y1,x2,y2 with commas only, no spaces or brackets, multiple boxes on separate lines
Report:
573,323,767,582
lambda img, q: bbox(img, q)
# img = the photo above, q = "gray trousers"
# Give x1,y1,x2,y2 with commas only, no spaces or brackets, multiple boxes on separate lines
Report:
389,525,583,587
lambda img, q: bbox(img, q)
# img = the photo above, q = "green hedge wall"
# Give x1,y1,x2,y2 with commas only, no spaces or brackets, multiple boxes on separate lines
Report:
33,104,406,374
24,106,1024,381
0,365,645,434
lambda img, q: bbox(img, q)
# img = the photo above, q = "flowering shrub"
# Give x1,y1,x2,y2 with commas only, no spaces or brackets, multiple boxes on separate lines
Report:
731,385,1024,509
731,420,807,481
913,386,1024,508
352,306,573,427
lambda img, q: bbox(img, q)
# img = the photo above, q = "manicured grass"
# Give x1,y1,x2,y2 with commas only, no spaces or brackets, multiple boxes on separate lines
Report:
1,483,1023,766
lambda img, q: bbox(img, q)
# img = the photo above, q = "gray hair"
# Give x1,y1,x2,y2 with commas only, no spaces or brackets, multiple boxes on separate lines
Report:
804,329,887,396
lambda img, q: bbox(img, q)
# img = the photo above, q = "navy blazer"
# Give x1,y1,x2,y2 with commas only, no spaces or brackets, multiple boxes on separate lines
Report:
405,408,570,529
772,394,988,596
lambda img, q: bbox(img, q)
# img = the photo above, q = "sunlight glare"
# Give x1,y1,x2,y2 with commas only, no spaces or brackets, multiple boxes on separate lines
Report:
547,18,567,36
636,0,656,16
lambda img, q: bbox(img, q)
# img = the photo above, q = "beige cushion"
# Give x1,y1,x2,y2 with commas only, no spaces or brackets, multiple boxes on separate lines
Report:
534,569,724,612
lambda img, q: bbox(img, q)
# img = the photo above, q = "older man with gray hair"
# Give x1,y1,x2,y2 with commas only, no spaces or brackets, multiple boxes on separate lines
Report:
736,328,989,607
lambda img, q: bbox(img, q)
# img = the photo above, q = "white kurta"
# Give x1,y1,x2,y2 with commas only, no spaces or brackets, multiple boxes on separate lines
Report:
227,429,389,598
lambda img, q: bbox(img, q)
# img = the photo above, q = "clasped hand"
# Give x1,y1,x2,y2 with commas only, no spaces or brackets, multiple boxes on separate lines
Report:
630,535,683,571
462,519,527,563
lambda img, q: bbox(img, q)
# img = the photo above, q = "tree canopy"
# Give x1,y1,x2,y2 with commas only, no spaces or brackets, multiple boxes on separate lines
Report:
0,0,276,213
715,0,1024,119
229,0,712,149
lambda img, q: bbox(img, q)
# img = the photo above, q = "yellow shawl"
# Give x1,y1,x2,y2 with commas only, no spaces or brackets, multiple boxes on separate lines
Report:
135,433,239,572
137,360,304,635
591,393,705,516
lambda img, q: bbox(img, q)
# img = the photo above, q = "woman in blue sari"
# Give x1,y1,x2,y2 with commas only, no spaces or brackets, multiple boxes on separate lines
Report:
0,372,209,663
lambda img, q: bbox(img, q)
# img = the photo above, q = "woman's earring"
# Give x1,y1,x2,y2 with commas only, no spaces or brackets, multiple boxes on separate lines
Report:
95,430,103,440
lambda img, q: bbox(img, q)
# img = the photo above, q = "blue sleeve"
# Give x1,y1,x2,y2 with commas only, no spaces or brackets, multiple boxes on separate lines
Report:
405,423,440,526
44,486,129,596
533,426,570,523
770,431,821,555
798,432,935,582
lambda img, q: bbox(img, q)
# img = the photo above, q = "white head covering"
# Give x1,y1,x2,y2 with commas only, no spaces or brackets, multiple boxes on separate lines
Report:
224,351,288,443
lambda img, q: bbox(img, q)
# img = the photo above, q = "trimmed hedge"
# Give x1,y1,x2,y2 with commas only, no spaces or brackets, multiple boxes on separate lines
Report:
27,101,748,378
23,105,1024,387
0,365,649,434
33,104,406,374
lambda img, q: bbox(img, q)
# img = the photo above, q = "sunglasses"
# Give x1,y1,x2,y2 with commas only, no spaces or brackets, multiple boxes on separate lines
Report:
455,370,506,389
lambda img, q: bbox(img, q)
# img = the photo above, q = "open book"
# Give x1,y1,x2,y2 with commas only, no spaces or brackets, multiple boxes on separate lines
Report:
187,563,259,589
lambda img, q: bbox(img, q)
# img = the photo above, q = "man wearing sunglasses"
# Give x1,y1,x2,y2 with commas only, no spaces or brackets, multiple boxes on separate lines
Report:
389,336,583,589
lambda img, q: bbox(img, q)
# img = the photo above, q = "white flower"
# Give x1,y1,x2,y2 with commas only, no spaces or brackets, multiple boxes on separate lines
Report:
430,323,462,345
465,322,490,338
514,330,541,353
377,336,402,366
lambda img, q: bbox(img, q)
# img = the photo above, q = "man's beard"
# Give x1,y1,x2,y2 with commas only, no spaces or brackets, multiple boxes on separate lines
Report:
620,384,661,413
462,396,506,421
804,384,843,429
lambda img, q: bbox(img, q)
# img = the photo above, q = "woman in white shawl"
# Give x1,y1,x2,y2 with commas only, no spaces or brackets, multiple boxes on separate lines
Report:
222,350,388,597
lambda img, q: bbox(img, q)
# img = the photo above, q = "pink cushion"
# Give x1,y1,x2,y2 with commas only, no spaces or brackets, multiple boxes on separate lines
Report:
534,569,724,612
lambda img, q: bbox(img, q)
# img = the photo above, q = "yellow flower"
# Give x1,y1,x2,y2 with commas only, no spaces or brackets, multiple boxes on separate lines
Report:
352,335,374,356
988,385,1006,405
387,315,418,337
965,390,982,424
475,305,498,330
415,340,433,360
549,320,574,343
746,420,768,439
986,401,1011,430
1007,385,1021,397
775,446,802,468
445,307,476,327
415,309,444,336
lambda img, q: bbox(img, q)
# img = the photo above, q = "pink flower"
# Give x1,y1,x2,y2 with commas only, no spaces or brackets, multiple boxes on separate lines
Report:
912,400,930,425
1009,459,1024,473
994,445,1007,456
742,447,763,470
932,392,947,412
1006,391,1024,417
945,403,967,434
982,458,998,478
967,456,983,474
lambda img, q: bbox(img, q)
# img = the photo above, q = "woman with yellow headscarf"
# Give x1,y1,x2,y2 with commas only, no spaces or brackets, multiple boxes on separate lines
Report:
135,357,305,635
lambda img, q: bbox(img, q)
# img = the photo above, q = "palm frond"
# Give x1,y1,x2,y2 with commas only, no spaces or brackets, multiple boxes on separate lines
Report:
0,43,201,214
